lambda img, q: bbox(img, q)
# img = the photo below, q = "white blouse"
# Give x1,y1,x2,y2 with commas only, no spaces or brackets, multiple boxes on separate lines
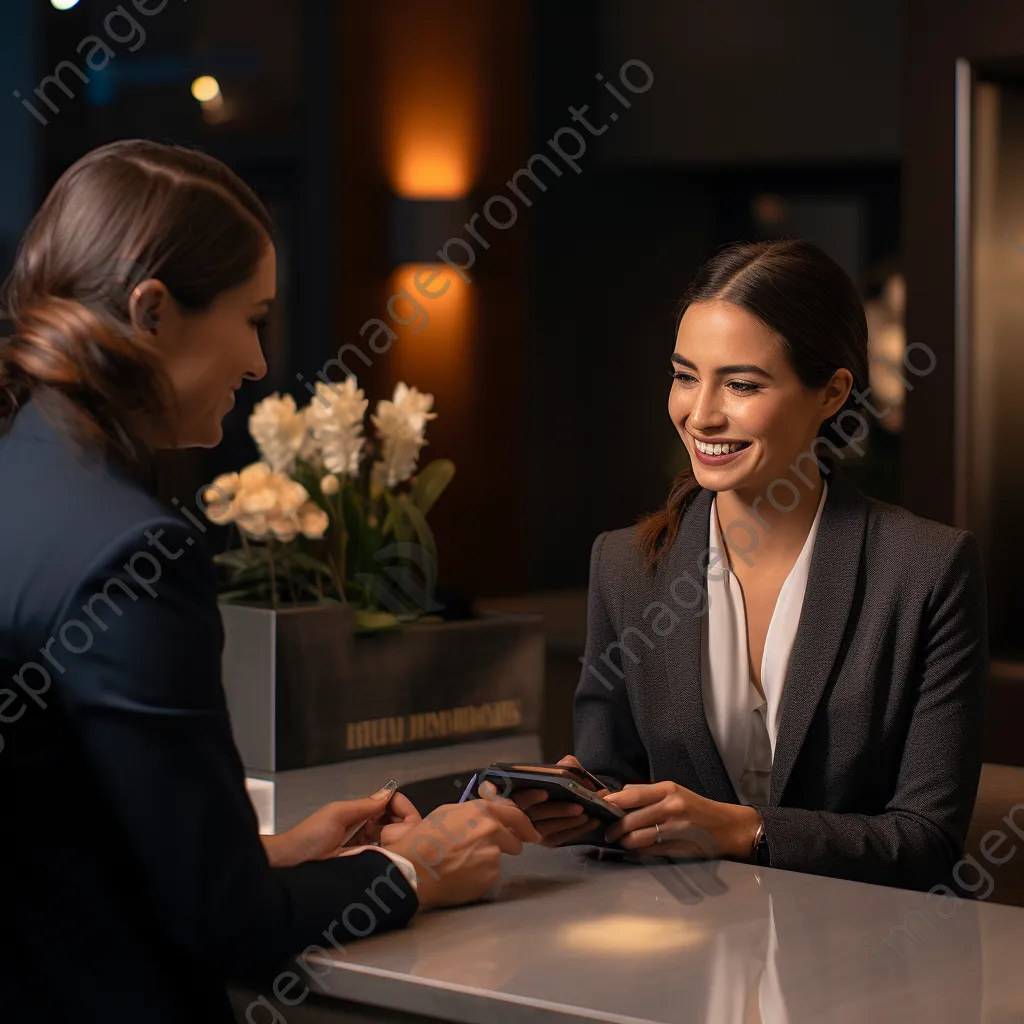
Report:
701,481,828,806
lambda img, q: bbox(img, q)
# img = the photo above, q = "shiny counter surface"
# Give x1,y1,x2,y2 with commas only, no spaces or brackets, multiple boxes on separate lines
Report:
247,743,1024,1023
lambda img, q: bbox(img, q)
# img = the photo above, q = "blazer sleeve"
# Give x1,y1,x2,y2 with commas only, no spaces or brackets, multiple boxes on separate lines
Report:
572,531,651,788
758,532,989,892
53,519,418,981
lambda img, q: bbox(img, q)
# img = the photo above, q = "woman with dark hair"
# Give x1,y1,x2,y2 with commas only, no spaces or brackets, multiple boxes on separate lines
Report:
514,239,988,893
0,140,538,1024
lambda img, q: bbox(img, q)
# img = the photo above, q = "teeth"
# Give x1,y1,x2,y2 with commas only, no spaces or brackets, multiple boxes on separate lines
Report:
695,439,746,455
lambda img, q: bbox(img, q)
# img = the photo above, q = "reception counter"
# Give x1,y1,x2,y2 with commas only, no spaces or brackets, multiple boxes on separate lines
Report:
234,740,1024,1023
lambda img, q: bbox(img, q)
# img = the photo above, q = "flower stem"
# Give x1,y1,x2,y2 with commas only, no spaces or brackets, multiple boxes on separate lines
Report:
337,489,348,603
326,550,343,604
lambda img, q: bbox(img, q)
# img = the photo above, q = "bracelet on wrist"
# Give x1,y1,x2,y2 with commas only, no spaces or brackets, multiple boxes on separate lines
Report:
750,821,764,859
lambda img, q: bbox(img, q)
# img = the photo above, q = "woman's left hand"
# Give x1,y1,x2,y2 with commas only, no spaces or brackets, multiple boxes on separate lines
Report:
602,782,761,860
262,790,422,868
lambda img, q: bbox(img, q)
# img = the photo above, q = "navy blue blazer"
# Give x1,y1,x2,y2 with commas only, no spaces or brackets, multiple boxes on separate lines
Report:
0,400,417,1023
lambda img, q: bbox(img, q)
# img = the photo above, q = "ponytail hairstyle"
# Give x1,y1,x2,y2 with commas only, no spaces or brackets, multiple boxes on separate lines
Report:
633,238,870,572
0,139,273,469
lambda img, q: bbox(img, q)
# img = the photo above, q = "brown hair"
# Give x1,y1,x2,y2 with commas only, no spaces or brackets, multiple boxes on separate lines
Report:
634,238,869,571
0,139,273,467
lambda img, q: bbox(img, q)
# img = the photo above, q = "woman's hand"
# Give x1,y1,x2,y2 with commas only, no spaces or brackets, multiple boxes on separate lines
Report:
262,788,422,868
497,755,609,847
602,781,762,860
386,799,542,912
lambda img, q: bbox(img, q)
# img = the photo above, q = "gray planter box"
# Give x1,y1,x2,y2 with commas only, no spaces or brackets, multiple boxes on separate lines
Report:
219,602,544,772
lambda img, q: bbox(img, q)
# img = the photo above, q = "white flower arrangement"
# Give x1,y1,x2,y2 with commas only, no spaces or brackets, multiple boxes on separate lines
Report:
204,379,454,628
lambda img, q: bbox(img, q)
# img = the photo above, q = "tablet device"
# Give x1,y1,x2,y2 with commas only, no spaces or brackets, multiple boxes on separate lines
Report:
468,763,625,822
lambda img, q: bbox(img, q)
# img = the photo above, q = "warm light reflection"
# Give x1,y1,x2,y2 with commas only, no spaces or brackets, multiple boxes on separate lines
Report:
389,137,474,198
385,264,474,406
558,914,708,955
378,12,481,198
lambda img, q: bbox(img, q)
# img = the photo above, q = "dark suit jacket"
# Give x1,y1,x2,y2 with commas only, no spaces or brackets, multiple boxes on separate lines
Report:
574,459,989,893
0,401,418,1024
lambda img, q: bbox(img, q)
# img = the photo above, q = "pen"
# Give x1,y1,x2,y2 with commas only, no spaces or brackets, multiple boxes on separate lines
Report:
340,779,398,846
458,773,478,803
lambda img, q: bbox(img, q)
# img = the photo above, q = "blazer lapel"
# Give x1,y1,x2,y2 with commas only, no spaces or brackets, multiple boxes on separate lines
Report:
768,463,867,804
658,487,739,803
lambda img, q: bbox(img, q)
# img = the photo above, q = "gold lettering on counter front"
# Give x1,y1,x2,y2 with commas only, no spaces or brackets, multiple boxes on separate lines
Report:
345,699,523,752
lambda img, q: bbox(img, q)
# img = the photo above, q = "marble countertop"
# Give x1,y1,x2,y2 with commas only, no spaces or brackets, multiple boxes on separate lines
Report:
302,846,1024,1024
245,740,1024,1024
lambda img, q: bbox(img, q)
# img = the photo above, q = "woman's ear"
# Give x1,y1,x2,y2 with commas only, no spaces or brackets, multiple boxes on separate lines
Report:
128,279,168,335
822,367,854,419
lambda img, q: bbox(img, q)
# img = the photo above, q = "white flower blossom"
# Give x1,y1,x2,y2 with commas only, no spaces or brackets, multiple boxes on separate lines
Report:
237,487,277,516
236,513,270,539
267,515,299,543
249,393,309,474
211,472,240,497
305,378,367,477
370,381,437,488
239,461,272,489
207,464,313,545
275,479,310,515
203,489,236,524
297,501,329,540
207,381,444,561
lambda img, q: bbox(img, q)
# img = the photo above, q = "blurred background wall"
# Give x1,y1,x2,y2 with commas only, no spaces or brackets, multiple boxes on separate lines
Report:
0,4,38,274
1,0,908,602
7,0,1024,901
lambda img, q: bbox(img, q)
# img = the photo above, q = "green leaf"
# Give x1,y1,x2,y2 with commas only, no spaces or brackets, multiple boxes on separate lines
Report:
214,549,261,571
275,550,336,578
222,562,276,588
381,488,414,543
345,489,387,579
380,488,396,536
293,458,337,517
340,485,365,575
397,494,438,568
354,609,401,631
297,581,332,603
409,459,455,518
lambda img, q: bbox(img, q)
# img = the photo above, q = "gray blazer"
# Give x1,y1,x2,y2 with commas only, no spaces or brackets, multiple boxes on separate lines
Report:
574,459,988,892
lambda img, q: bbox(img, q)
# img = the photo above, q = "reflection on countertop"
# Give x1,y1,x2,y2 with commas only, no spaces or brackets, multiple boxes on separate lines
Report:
240,739,1024,1023
300,844,1011,1024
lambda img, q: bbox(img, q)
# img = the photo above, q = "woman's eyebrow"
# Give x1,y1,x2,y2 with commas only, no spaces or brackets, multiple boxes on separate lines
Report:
671,353,774,379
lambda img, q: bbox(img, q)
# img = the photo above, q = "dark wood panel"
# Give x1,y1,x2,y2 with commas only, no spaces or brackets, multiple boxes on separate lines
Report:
903,0,1024,520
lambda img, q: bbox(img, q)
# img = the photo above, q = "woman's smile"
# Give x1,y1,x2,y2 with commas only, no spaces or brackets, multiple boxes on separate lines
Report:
689,434,752,465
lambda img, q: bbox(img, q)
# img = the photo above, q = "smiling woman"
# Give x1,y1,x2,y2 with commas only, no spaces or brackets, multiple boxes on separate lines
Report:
518,239,989,898
643,239,870,567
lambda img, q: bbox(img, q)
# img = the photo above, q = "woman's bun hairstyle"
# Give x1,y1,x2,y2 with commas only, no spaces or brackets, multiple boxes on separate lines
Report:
0,139,274,466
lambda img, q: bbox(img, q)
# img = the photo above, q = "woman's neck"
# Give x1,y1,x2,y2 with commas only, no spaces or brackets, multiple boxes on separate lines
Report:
714,468,824,568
